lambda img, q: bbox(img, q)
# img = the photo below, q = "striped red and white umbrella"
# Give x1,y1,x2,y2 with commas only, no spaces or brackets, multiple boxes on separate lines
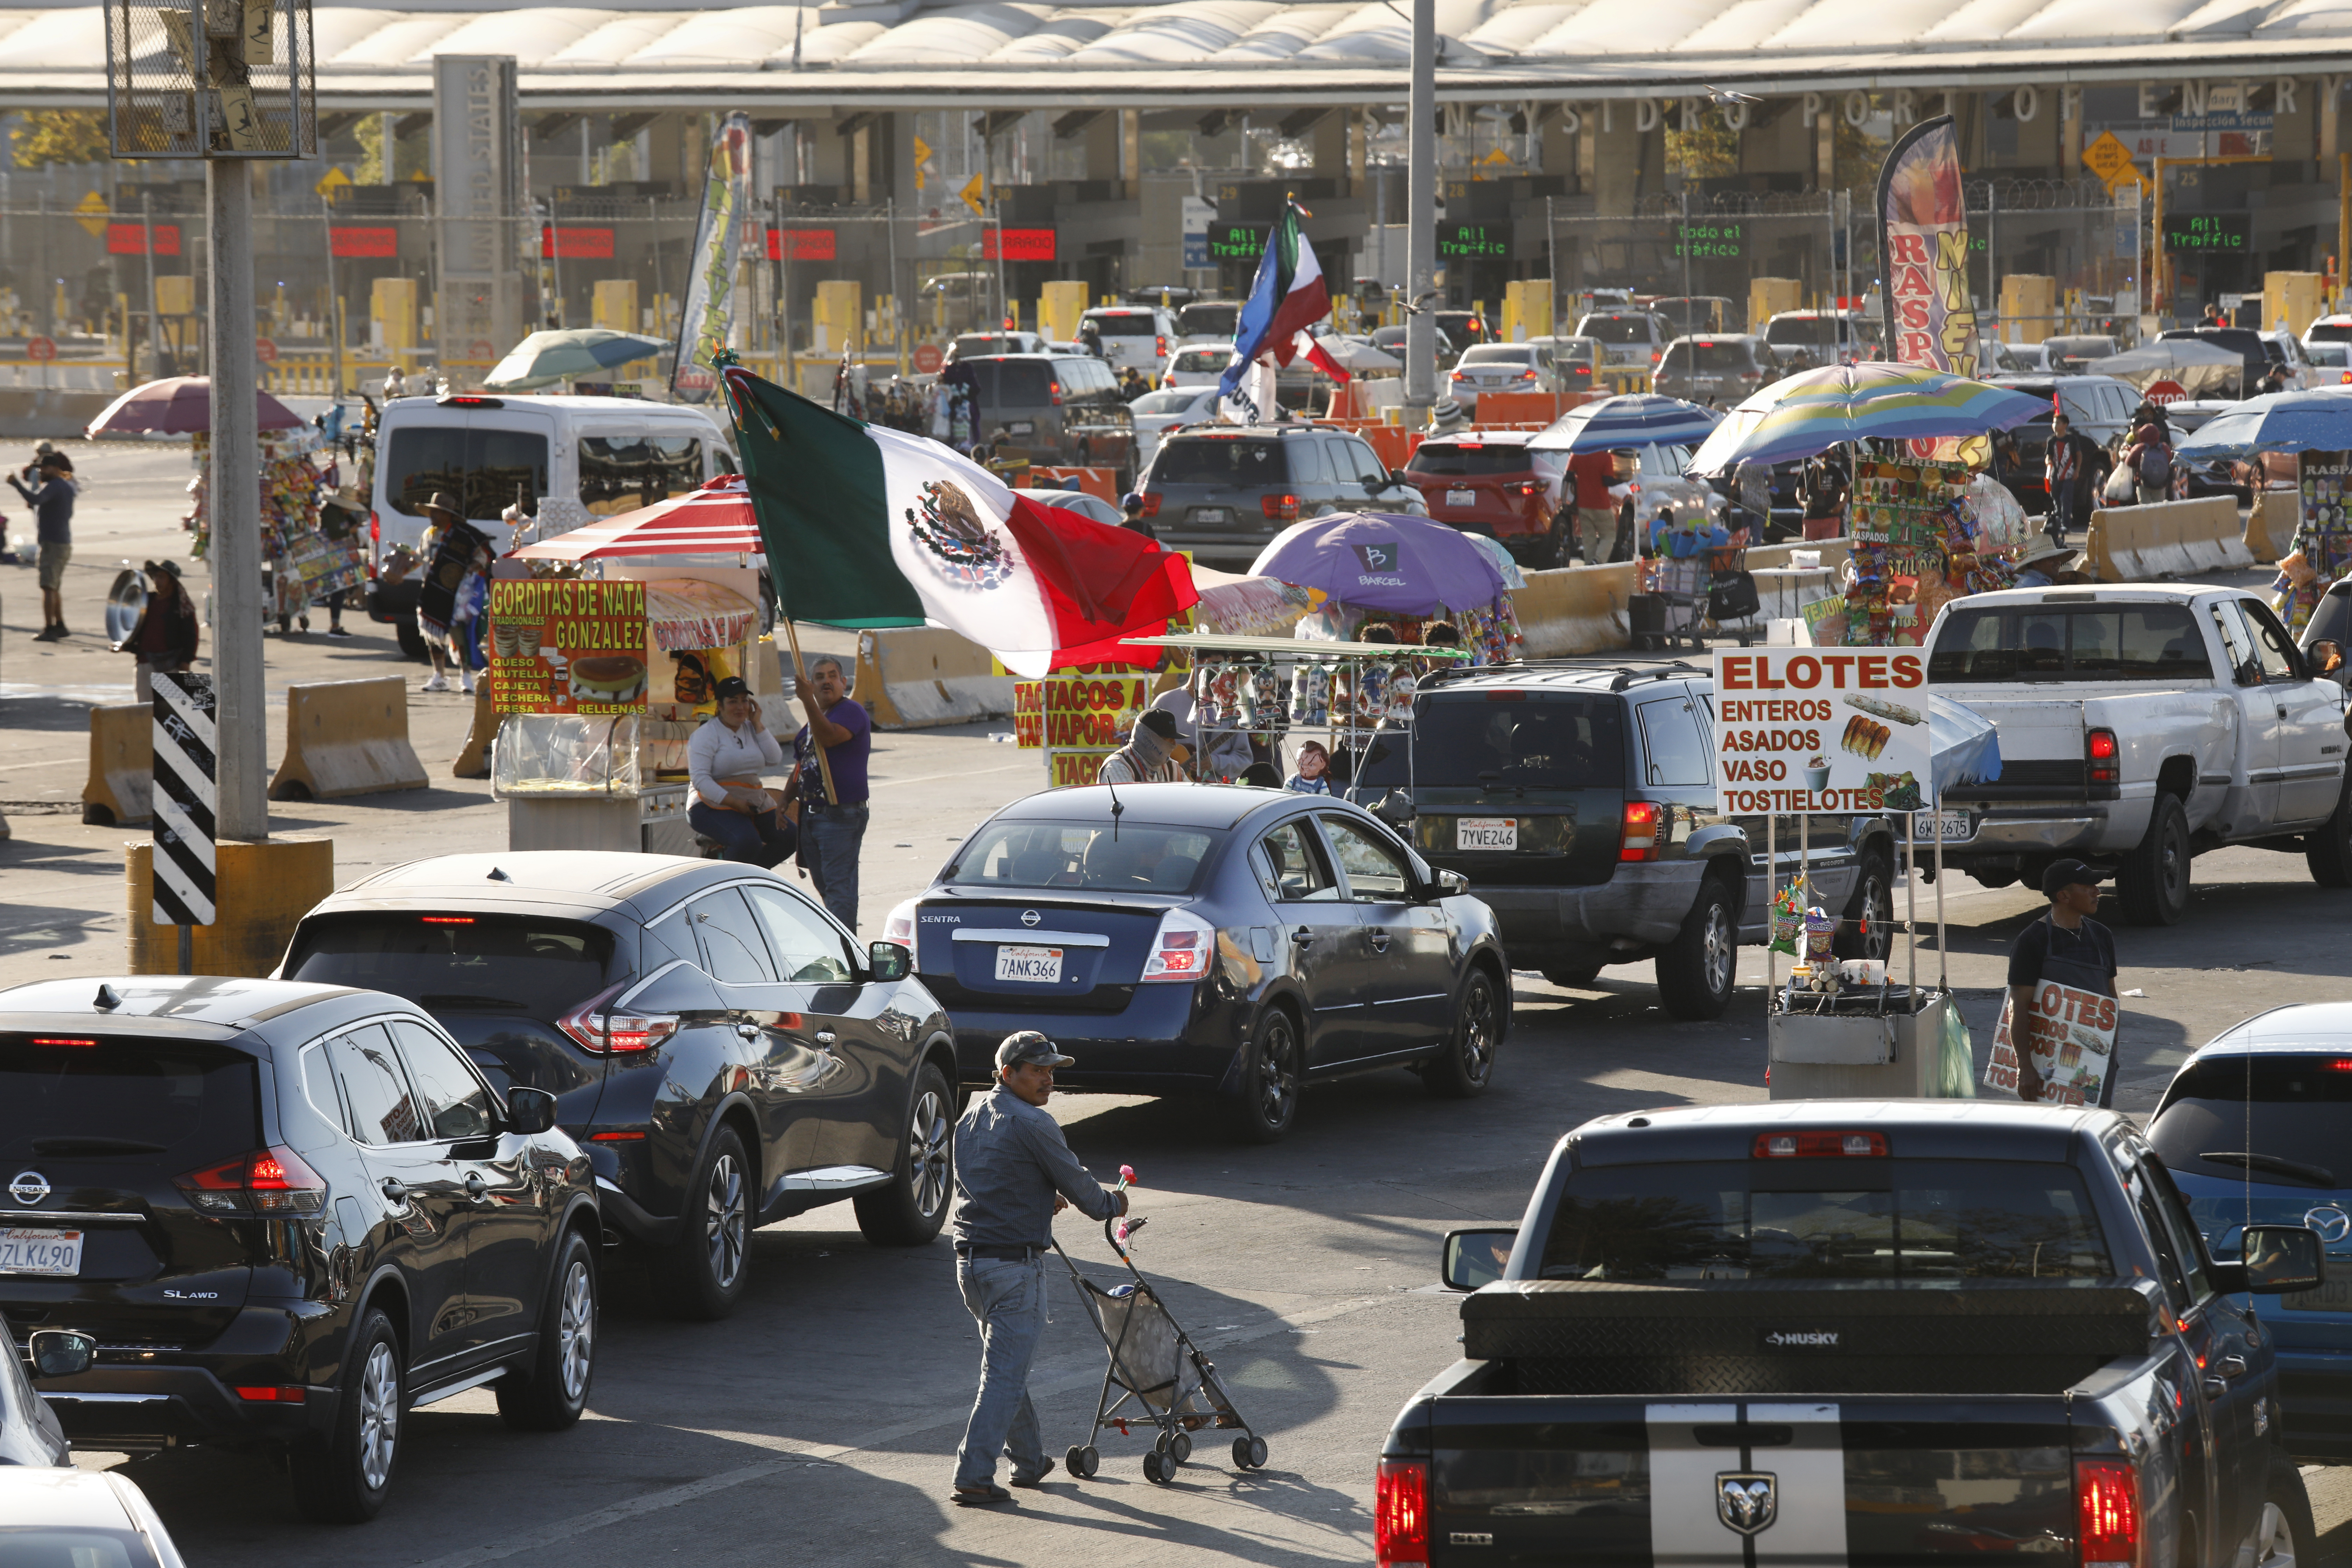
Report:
510,474,760,561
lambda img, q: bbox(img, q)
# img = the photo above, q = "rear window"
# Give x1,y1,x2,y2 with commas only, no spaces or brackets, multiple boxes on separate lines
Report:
1927,604,2212,682
1407,442,1533,477
0,1034,258,1165
284,914,618,1021
1538,1160,2114,1280
1410,692,1625,792
383,424,548,521
1151,437,1290,486
1177,302,1240,338
2309,322,2352,345
945,821,1218,894
2150,1052,2352,1187
579,434,702,518
1675,341,1755,370
1578,315,1651,344
1133,388,1206,415
1086,312,1158,336
1171,348,1230,372
951,334,1026,357
1459,345,1533,366
960,359,1054,408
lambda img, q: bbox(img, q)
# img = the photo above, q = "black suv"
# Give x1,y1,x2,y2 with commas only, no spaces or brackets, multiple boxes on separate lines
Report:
944,352,1136,479
0,975,597,1522
1370,662,1897,1018
1139,425,1427,567
279,852,958,1319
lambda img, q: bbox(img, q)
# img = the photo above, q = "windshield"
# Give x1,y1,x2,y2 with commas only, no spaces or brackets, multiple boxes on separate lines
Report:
0,1532,153,1568
1133,388,1207,415
1928,604,2212,682
2150,1052,2352,1189
285,914,617,1020
945,821,1217,893
1538,1160,2114,1280
384,424,548,521
1407,442,1533,477
1578,315,1652,344
2310,343,2350,367
0,1033,257,1166
1151,438,1290,486
1460,345,1533,366
1547,339,1599,364
1411,692,1625,791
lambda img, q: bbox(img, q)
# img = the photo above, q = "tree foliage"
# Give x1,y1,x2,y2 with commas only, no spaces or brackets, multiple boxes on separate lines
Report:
10,110,113,168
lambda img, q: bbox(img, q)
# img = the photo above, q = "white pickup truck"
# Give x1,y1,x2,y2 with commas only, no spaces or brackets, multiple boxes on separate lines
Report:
1921,583,2352,923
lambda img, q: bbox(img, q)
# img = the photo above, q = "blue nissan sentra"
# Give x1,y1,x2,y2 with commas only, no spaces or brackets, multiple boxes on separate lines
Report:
881,783,1510,1143
2148,1005,2352,1464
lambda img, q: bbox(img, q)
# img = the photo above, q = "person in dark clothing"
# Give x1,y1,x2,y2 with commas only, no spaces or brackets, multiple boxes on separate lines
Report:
117,559,199,701
2008,859,2120,1107
16,451,76,639
2042,413,2103,546
1118,491,1158,544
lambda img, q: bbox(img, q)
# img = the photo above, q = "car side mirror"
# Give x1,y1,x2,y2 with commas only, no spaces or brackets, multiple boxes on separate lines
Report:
868,939,912,982
505,1086,558,1136
29,1328,95,1378
1432,868,1469,898
1388,470,1412,488
1442,1226,1519,1292
2215,1223,2327,1295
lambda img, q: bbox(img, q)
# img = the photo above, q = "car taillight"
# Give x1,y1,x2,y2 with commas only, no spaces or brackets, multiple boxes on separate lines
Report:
177,1146,329,1215
2076,1458,2138,1568
1139,492,1161,517
1262,493,1301,524
1449,368,1467,380
1514,481,1543,497
882,899,917,947
2087,727,2119,786
1140,908,1217,982
555,980,680,1055
1754,1130,1890,1158
1050,380,1063,406
1619,801,1661,861
30,1037,97,1048
1376,1458,1430,1568
1512,369,1535,382
1156,334,1168,358
235,1385,308,1402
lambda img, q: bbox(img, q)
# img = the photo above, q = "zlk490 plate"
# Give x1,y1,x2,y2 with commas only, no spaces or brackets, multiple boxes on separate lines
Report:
994,945,1065,983
0,1227,83,1277
1457,817,1518,851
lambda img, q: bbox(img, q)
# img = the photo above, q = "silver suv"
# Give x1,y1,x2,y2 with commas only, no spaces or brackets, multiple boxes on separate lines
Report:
1653,334,1777,405
1138,424,1428,567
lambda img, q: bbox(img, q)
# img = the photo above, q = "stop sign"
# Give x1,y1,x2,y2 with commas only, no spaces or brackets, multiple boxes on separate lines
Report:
2145,378,2186,404
254,337,278,364
24,336,55,363
913,342,944,375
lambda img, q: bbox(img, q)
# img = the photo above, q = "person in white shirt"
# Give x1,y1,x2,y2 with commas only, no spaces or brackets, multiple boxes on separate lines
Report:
1096,709,1190,785
687,676,796,867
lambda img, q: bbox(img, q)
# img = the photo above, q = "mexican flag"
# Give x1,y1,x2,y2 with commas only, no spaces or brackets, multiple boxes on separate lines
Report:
1218,198,1345,401
722,366,1196,677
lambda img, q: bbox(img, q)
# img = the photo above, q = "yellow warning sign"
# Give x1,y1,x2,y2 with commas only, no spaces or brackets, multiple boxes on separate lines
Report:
2082,131,2139,190
315,166,352,200
912,135,932,193
75,191,109,238
960,172,986,218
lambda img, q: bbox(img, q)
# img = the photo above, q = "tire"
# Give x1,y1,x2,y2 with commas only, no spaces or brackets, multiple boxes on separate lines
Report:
1423,969,1500,1099
2306,777,2352,887
1833,848,1895,962
1657,876,1737,1021
1971,864,2021,890
495,1229,596,1432
665,1125,750,1320
289,1307,403,1523
1533,509,1570,569
1227,1009,1300,1144
1067,1444,1099,1478
2254,1454,2318,1568
1233,1435,1268,1469
854,1065,954,1246
2116,793,2192,927
1142,1450,1171,1485
394,613,428,663
1543,961,1603,988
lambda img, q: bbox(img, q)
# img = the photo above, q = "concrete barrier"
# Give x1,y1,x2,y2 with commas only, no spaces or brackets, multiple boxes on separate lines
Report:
852,626,1018,730
82,704,153,826
452,683,497,779
1510,561,1640,657
267,676,429,800
2086,497,2254,582
125,837,335,977
2245,489,2298,564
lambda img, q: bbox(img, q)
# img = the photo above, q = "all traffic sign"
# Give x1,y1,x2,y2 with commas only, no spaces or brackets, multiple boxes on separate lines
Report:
913,342,943,374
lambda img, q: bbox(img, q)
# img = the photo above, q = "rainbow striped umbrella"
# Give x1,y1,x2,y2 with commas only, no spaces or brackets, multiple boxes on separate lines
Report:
1686,361,2050,475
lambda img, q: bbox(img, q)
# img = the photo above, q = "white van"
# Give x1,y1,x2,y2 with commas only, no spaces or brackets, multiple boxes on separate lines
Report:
365,393,738,658
1077,304,1175,374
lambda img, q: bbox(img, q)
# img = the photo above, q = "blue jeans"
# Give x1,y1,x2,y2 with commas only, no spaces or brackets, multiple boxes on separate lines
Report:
954,1253,1050,1488
688,800,795,869
800,802,868,930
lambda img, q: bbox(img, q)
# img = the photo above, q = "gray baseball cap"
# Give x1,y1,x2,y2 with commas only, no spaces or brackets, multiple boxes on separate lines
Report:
996,1031,1075,1071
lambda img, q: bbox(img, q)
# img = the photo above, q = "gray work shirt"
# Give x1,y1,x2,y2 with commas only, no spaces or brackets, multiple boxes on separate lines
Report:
950,1084,1118,1250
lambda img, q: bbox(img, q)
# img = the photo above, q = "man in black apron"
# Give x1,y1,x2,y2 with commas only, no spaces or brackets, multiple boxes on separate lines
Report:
2008,859,2120,1107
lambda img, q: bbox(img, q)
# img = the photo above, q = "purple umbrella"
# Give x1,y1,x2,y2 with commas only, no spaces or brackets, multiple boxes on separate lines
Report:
1248,512,1508,615
85,375,306,438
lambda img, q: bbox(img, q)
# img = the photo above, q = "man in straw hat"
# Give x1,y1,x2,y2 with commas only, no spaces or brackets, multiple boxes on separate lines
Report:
411,491,487,694
2011,535,2079,589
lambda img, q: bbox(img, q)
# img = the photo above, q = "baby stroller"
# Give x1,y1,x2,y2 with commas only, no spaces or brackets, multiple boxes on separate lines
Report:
1052,1176,1270,1486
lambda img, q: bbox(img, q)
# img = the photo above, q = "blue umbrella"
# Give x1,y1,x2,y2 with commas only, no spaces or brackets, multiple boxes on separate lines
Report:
1527,393,1721,453
2172,387,2352,460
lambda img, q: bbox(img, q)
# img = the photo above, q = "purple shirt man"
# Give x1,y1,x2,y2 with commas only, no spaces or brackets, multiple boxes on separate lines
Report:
791,653,873,930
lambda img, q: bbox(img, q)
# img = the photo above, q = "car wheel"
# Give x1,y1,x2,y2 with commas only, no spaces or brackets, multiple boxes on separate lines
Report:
854,1064,954,1246
1657,877,1736,1021
666,1125,750,1320
290,1306,402,1522
1228,1009,1300,1144
1833,848,1895,962
2306,777,2352,887
496,1229,596,1432
2116,793,2191,926
2254,1454,2318,1568
394,614,428,663
1423,968,1500,1099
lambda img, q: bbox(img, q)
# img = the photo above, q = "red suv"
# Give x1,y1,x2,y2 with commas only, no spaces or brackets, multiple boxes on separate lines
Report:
1402,432,1568,567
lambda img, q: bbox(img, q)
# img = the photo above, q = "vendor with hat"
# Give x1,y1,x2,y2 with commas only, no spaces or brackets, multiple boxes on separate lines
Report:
412,491,488,695
2009,859,2121,1107
948,1031,1129,1506
1097,708,1191,784
116,559,198,702
2011,535,2079,589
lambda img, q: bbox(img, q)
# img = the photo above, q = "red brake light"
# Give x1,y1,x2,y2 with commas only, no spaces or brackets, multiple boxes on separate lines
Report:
1139,492,1161,517
438,395,503,408
2087,727,2120,785
1141,910,1216,981
1156,334,1168,358
1753,1131,1891,1158
1262,493,1301,524
1619,801,1662,861
1376,1458,1430,1568
177,1147,329,1214
588,1130,648,1141
1484,690,1525,701
2076,1458,2139,1568
30,1037,98,1048
235,1385,308,1402
420,915,475,924
555,981,680,1056
1050,379,1063,406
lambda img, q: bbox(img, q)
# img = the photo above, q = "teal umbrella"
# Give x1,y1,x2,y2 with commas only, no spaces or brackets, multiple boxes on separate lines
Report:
482,328,668,391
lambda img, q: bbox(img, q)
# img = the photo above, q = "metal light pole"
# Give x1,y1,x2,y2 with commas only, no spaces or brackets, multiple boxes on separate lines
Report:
1404,0,1436,413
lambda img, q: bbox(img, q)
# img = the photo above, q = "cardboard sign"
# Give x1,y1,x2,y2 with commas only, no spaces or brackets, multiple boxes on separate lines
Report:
489,579,649,715
1712,649,1933,814
1013,671,1152,784
1984,981,2118,1107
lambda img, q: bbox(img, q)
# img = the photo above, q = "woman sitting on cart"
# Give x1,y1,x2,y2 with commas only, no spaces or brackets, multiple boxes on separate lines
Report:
686,677,798,869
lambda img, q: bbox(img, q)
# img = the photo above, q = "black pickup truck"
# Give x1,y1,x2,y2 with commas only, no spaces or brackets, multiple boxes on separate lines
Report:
1377,1102,2327,1568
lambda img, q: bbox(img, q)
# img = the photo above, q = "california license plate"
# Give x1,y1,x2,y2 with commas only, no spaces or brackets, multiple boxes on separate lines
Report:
1911,810,1971,842
0,1227,83,1276
2283,1276,2352,1312
1193,507,1231,524
1456,817,1518,851
1446,489,1477,507
1008,421,1034,435
993,945,1064,984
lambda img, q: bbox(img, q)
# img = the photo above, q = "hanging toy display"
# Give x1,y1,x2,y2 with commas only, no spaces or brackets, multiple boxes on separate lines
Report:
1252,663,1287,736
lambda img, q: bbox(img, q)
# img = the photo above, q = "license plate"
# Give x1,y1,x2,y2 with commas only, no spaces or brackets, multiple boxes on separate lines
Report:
993,945,1064,984
1911,810,1971,842
2284,1276,2352,1312
1446,489,1477,507
1193,507,1231,524
1008,421,1034,435
1457,817,1518,851
0,1227,83,1276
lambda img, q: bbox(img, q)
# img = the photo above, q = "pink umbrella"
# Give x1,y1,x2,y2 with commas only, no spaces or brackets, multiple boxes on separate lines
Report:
85,375,306,437
510,475,761,561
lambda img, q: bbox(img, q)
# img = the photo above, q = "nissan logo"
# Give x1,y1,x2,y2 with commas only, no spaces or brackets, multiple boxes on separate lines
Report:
9,1170,50,1206
1021,909,1041,928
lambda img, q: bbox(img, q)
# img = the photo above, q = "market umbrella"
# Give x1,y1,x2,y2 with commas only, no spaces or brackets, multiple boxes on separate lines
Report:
1462,531,1528,589
2172,387,2352,460
85,375,304,437
482,328,669,392
1247,512,1507,615
1686,361,2050,475
1528,392,1719,453
1928,694,2003,802
2089,338,2247,398
510,475,759,560
1316,336,1402,373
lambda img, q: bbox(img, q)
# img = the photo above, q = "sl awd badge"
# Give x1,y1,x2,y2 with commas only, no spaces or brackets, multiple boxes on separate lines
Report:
1717,1472,1778,1536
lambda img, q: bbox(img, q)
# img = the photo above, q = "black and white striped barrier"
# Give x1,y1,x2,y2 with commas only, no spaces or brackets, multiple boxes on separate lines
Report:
151,672,218,969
